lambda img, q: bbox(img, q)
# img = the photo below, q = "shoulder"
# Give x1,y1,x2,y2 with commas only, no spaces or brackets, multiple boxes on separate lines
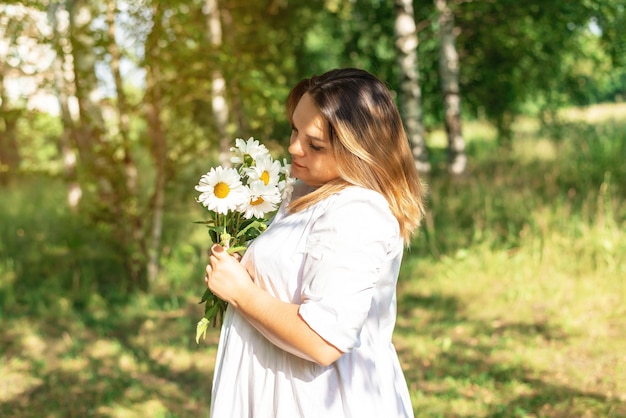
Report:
321,186,399,236
330,186,391,213
303,186,401,256
334,186,388,205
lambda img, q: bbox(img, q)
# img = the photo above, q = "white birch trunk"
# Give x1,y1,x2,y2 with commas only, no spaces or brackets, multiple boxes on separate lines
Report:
435,0,467,176
145,3,167,287
205,0,232,167
394,0,431,174
48,2,81,211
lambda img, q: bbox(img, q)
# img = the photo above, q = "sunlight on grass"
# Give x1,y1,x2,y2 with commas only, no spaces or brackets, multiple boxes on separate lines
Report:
96,399,170,418
514,137,558,162
399,227,626,415
395,111,626,417
561,102,626,123
428,119,498,150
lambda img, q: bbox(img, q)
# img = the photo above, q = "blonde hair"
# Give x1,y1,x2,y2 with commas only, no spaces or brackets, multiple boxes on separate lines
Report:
286,68,426,243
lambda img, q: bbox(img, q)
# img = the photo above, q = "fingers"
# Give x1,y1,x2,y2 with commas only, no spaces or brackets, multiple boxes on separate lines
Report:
205,243,242,289
210,244,221,264
204,264,211,287
211,243,239,267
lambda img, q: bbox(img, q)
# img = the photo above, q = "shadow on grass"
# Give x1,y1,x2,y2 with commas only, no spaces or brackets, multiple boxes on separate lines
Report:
396,292,622,418
0,301,219,418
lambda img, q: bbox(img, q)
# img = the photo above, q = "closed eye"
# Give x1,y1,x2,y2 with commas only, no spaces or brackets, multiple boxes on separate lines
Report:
309,142,323,151
292,126,324,151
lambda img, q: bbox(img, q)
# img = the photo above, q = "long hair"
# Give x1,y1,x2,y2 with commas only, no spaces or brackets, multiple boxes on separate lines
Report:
286,68,427,244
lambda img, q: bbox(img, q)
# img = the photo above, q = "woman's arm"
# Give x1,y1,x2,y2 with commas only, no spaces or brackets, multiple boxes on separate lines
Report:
206,244,343,366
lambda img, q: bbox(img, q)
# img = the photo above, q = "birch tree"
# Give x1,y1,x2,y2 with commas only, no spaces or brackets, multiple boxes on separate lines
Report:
435,0,466,175
45,2,83,211
144,1,167,287
105,0,146,285
0,75,21,185
0,6,33,183
394,0,431,174
67,0,106,171
205,0,232,167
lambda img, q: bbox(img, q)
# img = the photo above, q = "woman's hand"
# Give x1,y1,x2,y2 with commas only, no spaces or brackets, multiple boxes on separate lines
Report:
205,244,343,366
205,244,253,307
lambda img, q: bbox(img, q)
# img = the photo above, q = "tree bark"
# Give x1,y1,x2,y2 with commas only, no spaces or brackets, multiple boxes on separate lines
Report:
48,2,81,210
106,0,146,285
0,74,21,184
220,7,248,137
145,2,167,288
67,0,106,168
436,0,467,176
205,0,232,167
0,12,23,184
394,0,431,174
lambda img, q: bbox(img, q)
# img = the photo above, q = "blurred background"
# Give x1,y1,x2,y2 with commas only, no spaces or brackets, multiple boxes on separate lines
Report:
1,1,624,417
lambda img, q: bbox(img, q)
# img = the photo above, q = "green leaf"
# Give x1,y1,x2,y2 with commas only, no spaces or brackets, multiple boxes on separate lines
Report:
227,245,248,255
236,219,268,240
195,317,210,344
193,220,217,226
199,288,212,304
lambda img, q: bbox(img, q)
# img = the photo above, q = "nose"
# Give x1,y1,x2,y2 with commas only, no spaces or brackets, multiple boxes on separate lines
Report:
288,134,304,156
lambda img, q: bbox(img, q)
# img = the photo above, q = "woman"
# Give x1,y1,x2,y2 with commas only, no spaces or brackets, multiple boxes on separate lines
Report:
205,68,426,417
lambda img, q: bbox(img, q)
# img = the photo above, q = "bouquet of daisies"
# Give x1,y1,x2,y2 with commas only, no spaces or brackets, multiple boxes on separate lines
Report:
195,137,293,343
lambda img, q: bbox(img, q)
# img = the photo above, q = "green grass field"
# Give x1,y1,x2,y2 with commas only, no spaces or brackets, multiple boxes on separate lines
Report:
1,104,625,417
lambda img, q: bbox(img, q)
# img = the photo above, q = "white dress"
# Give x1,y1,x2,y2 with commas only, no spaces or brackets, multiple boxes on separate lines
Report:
209,182,414,418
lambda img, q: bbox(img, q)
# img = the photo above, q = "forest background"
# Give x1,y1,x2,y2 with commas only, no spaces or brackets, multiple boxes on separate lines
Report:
1,0,625,417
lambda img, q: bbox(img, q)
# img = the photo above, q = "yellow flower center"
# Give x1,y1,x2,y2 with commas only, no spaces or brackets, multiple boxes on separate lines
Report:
214,182,230,198
260,171,270,185
251,197,265,205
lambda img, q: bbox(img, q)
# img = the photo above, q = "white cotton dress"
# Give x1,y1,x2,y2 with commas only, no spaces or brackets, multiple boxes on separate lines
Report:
209,182,415,418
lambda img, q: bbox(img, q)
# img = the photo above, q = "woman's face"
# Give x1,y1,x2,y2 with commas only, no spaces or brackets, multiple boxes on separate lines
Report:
288,93,340,187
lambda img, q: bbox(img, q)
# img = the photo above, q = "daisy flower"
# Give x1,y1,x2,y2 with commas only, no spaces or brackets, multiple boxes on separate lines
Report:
243,154,282,187
278,159,295,201
195,166,250,214
195,136,291,339
230,137,269,166
278,176,295,202
242,180,282,219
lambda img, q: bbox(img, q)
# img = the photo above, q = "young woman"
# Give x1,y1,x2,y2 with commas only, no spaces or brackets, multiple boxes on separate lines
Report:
204,68,426,417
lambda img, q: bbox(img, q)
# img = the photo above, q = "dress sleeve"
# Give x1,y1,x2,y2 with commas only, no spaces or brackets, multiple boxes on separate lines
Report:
298,188,399,353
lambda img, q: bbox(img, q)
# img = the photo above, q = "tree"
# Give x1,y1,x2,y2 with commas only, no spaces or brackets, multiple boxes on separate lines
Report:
435,0,466,175
0,74,21,184
205,0,232,167
47,2,81,209
394,0,430,174
143,0,167,288
105,0,146,285
453,0,623,145
0,5,33,183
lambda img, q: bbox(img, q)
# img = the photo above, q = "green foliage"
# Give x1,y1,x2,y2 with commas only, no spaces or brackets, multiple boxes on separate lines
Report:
430,0,624,143
412,113,626,259
0,175,129,312
14,112,63,174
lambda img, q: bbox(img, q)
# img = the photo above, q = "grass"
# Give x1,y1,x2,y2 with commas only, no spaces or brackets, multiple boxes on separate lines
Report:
1,103,625,417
